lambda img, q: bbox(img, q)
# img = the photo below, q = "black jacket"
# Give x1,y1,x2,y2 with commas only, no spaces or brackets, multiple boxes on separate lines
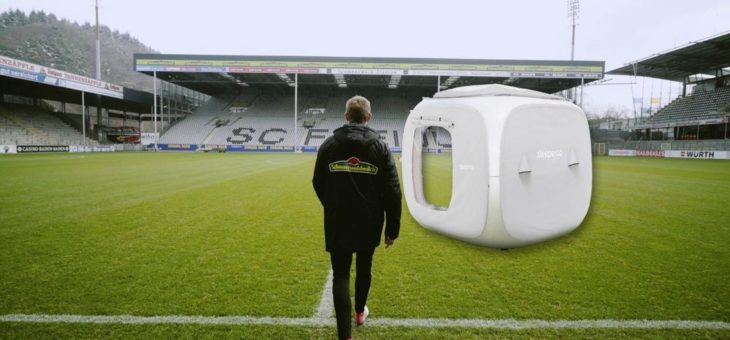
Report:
313,123,402,253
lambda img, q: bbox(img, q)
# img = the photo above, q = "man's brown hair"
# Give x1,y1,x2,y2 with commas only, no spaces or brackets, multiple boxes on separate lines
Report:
345,95,371,123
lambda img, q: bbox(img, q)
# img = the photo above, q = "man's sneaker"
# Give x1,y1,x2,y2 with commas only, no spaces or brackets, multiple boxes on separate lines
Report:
355,306,369,326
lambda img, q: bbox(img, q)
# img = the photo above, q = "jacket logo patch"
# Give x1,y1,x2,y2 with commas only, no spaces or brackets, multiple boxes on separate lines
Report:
329,157,378,175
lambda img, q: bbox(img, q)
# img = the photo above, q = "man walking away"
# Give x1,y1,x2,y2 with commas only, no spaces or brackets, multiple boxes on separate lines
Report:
312,95,402,340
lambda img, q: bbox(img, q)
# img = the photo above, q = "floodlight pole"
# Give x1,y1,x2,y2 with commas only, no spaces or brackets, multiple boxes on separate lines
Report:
568,0,579,102
95,0,101,81
434,127,438,154
94,0,104,143
570,10,576,61
697,124,700,140
160,83,165,132
580,78,584,108
640,77,645,122
294,73,298,152
81,91,86,145
153,71,158,150
632,63,638,120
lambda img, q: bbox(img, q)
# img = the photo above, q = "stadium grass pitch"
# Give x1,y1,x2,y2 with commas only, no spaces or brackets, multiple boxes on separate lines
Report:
0,152,728,339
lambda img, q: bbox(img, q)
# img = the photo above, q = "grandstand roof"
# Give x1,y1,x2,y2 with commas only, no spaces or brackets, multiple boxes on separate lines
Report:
607,31,730,82
1,54,152,112
134,54,604,95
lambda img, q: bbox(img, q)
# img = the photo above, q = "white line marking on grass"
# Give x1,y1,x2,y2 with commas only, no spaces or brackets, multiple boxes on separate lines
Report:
1,314,729,330
313,269,334,320
0,314,330,326
366,318,730,330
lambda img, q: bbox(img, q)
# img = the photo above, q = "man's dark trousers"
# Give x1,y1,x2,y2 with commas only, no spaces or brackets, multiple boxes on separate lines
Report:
329,248,375,339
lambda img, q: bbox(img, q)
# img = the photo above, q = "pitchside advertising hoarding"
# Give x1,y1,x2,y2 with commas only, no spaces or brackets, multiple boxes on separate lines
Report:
16,145,70,153
7,145,116,153
607,149,636,157
666,150,729,159
0,55,124,99
159,144,197,151
69,145,116,153
0,145,17,154
609,149,729,160
140,133,158,146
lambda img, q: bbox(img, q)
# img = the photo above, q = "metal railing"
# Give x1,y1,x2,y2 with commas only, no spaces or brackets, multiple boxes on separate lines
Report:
605,139,730,151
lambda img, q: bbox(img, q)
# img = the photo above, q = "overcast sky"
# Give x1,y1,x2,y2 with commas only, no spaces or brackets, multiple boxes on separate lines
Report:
2,0,729,115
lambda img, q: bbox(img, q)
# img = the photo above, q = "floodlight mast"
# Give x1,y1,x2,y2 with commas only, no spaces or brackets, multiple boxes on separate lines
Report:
294,73,298,153
95,0,101,81
81,91,86,145
568,0,579,62
94,0,103,142
153,71,158,150
568,0,580,104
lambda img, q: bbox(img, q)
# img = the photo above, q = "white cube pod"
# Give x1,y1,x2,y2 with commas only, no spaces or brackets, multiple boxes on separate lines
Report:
402,84,592,248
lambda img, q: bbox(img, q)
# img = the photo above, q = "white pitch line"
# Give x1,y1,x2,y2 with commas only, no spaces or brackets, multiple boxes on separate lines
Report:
0,314,330,326
366,318,730,330
1,314,729,330
313,269,334,320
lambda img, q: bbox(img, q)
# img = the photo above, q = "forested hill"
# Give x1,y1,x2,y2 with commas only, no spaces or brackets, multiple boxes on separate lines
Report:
0,9,158,91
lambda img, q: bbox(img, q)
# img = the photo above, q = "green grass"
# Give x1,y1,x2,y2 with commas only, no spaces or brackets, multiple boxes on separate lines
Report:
0,153,728,339
378,156,730,321
422,153,453,208
1,322,728,339
0,153,328,317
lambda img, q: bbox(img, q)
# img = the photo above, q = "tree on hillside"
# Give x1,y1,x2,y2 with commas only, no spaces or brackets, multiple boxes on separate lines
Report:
0,9,157,91
28,10,48,24
0,9,28,28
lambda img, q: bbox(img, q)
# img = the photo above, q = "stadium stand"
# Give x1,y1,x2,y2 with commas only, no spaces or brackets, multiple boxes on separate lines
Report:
649,87,730,124
158,114,219,145
0,104,98,145
136,54,605,151
606,31,730,150
159,92,415,149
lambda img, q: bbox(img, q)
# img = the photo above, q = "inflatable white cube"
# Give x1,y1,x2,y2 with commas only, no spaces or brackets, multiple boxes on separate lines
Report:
402,84,592,248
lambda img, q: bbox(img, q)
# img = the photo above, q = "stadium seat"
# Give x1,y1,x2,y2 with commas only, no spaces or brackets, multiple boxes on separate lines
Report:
650,87,730,124
159,93,414,149
0,104,98,146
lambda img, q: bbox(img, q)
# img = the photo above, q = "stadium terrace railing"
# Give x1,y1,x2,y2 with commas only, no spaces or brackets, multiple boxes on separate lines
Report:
606,139,730,151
